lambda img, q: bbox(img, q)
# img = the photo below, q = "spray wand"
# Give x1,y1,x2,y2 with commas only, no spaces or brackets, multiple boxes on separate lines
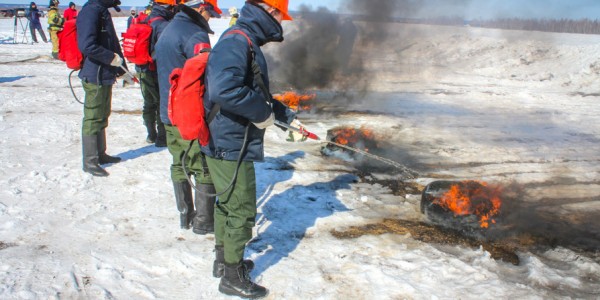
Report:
275,120,417,178
119,65,139,84
274,120,320,140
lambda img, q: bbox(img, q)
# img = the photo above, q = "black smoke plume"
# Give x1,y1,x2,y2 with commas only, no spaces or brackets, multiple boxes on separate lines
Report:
269,0,404,91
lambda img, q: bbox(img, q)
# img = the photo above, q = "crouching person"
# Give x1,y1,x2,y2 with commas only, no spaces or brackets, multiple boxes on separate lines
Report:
77,0,127,176
203,0,295,298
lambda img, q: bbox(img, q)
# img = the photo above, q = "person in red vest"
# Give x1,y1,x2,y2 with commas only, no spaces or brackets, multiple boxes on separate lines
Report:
63,2,77,20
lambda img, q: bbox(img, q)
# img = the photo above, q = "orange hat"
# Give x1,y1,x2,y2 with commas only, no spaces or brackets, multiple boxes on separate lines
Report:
203,0,222,15
262,0,292,20
184,0,222,17
154,0,176,5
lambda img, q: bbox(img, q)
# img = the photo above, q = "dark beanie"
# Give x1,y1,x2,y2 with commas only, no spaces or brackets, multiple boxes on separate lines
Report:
69,2,75,7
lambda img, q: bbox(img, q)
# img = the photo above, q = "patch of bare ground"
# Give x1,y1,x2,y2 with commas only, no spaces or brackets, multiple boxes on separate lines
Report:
113,109,143,115
0,241,17,250
355,171,424,197
331,219,548,265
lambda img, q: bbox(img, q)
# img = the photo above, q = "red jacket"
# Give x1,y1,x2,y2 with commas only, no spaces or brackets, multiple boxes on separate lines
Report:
64,7,77,21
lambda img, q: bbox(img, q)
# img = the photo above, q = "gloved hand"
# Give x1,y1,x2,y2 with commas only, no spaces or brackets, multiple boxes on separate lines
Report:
253,113,274,129
110,53,123,67
286,119,308,142
120,71,136,87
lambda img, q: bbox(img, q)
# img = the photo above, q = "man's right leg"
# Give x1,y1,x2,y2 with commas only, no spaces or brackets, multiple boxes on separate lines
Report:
205,156,267,298
165,125,196,229
140,71,157,144
148,72,166,148
81,81,111,177
39,27,47,43
50,30,59,58
29,25,38,43
184,147,215,235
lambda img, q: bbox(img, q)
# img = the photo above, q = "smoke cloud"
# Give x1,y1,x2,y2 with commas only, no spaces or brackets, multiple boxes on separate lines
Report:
269,0,406,91
493,183,600,252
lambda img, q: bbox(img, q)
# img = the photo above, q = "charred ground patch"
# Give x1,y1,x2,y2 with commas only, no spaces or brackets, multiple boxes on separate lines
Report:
0,241,17,250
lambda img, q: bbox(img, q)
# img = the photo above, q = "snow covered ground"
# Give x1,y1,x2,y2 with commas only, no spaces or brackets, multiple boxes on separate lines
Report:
1,15,599,299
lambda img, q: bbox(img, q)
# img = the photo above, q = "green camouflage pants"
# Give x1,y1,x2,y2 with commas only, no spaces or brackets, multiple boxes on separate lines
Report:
82,81,112,136
139,71,162,127
205,156,256,264
165,124,212,184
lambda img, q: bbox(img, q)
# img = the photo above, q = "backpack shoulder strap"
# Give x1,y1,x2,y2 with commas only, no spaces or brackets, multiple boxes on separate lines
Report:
224,29,270,104
190,42,219,124
224,29,255,59
146,16,164,25
206,103,220,124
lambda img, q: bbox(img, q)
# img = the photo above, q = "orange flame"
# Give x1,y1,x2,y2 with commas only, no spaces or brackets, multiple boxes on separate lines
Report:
273,91,316,111
332,126,374,146
435,180,502,228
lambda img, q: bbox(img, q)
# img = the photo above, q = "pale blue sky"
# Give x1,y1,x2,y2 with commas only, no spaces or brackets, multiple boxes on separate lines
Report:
2,0,600,20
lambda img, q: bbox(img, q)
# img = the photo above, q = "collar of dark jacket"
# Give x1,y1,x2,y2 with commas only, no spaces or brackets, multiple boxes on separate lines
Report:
150,4,174,21
86,0,114,9
175,4,214,35
236,2,283,46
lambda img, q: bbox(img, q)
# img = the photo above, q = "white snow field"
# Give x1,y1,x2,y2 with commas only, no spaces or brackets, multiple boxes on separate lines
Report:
1,15,599,299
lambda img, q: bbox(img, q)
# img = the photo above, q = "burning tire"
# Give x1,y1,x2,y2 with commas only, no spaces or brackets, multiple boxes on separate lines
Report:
421,180,503,233
320,125,378,159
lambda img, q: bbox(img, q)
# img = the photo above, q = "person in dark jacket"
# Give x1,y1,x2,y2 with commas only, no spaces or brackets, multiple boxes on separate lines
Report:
63,2,78,20
203,0,301,298
155,0,221,234
137,0,176,147
27,2,47,43
77,0,130,176
127,7,137,29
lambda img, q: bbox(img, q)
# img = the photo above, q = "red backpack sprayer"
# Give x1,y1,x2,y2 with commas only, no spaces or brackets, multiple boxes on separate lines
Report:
59,19,139,104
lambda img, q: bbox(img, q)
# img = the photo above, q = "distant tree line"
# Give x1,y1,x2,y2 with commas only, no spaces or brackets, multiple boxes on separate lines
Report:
407,16,600,35
469,18,600,35
350,13,600,35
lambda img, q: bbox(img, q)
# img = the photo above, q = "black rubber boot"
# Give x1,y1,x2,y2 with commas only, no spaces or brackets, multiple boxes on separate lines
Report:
192,183,215,235
155,123,167,148
82,135,109,177
213,246,254,278
173,181,195,229
219,262,267,299
145,121,157,144
97,129,121,164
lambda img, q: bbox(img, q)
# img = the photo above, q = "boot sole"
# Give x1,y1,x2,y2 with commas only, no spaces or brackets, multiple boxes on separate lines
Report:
218,284,268,299
83,168,109,177
192,227,214,235
99,158,122,164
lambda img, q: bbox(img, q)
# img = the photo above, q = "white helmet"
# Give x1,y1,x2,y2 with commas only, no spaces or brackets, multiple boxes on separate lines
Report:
130,7,137,12
229,6,237,15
